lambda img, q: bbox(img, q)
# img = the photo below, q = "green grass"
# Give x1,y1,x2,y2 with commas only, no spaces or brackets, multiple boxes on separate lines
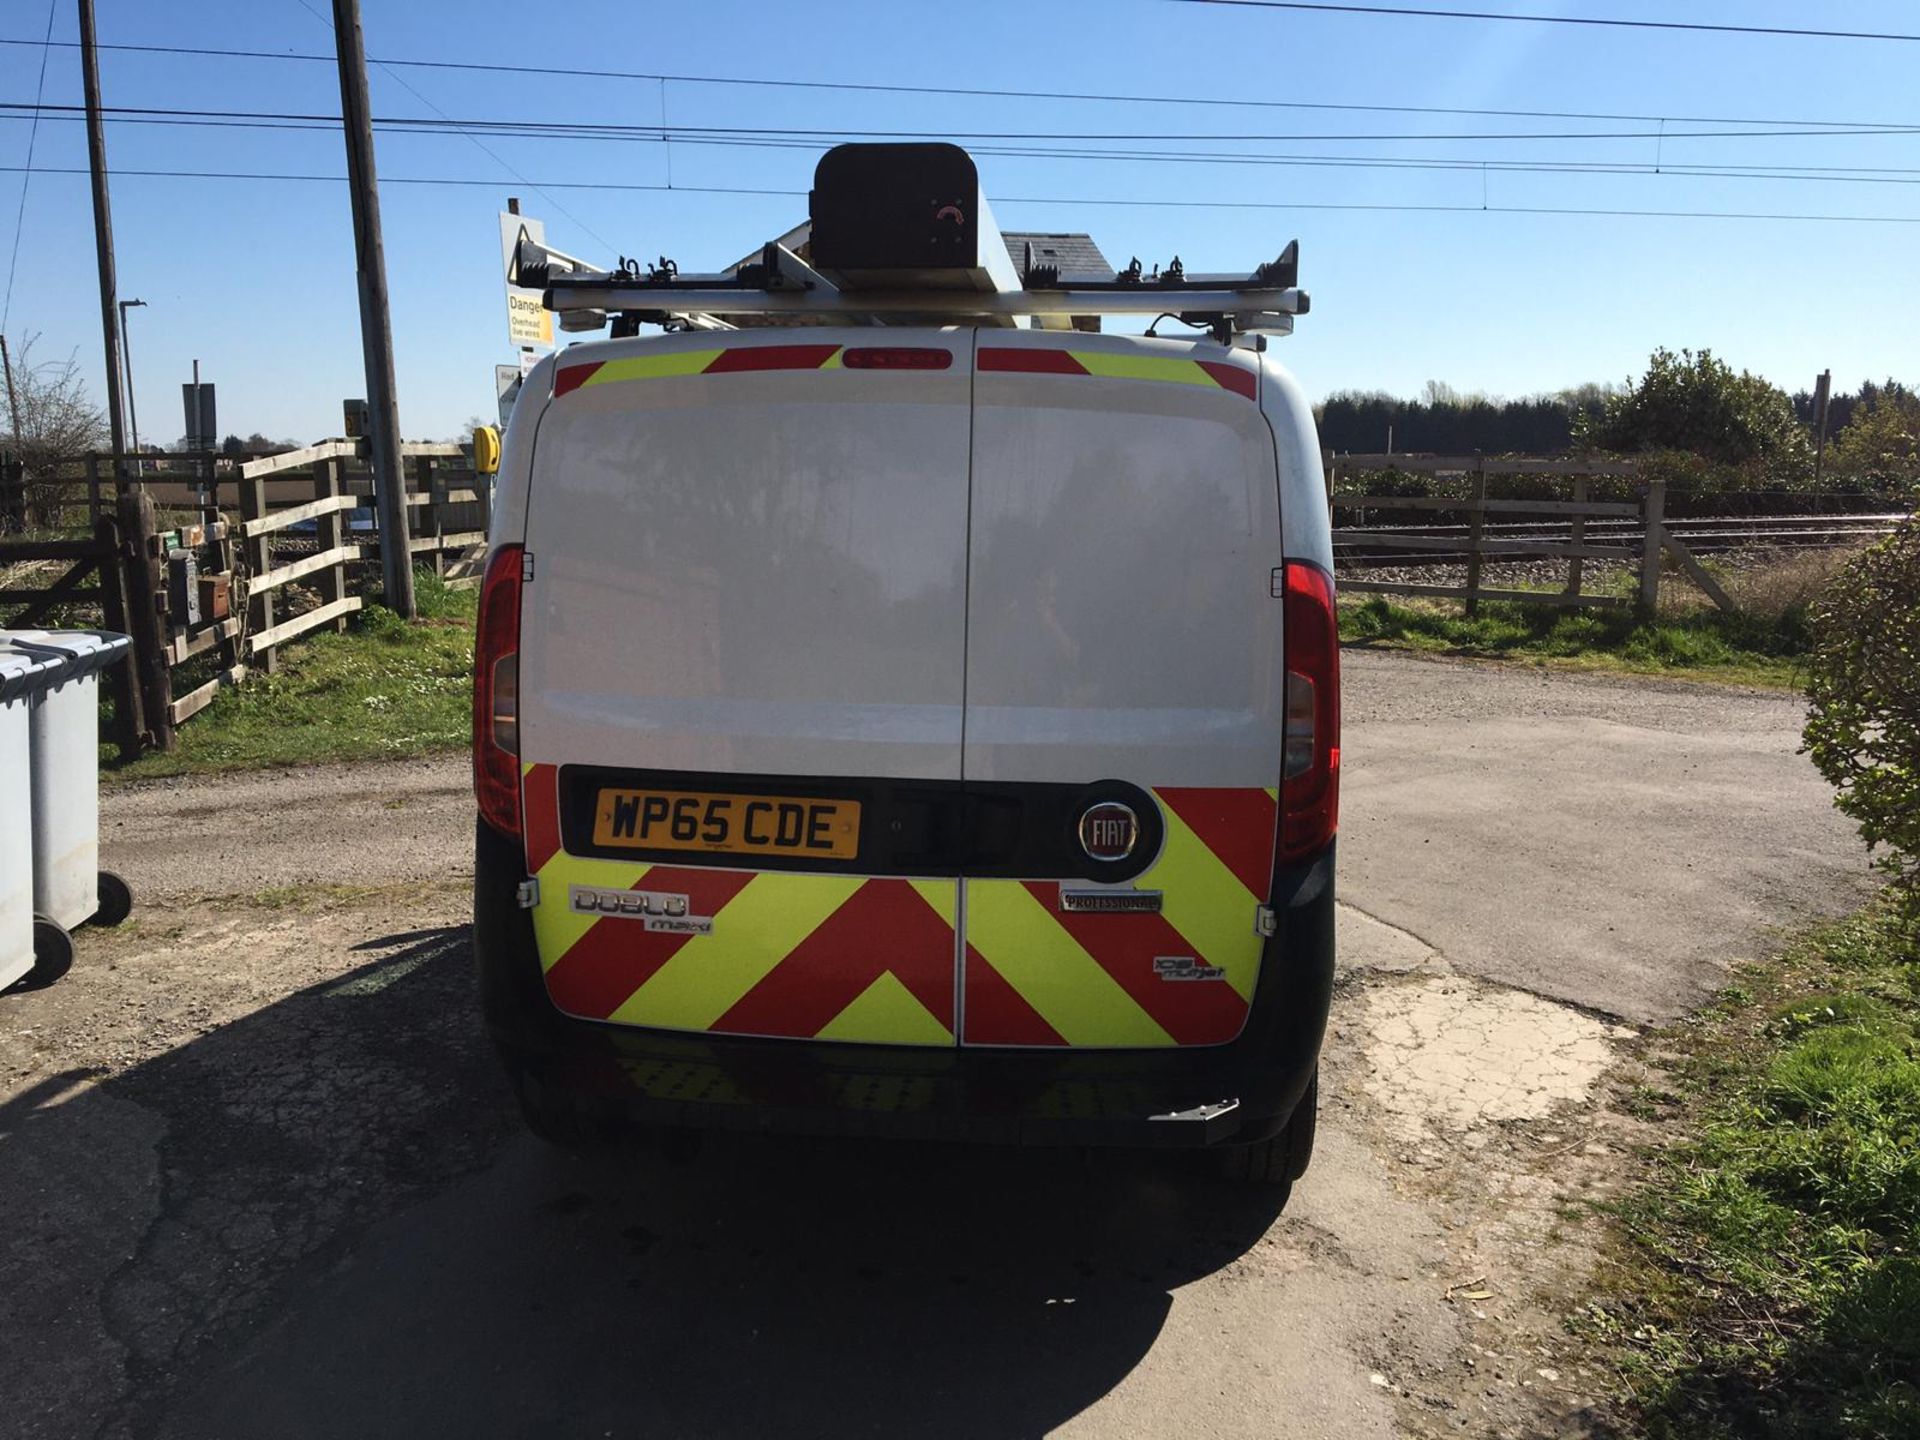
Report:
1586,904,1920,1438
106,570,476,780
1340,594,1811,688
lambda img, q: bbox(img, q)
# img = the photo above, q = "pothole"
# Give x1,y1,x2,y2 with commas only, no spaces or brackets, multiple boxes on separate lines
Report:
1360,977,1635,1141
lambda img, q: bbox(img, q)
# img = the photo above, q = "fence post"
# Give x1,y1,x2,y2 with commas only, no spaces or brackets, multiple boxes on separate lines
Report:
1637,477,1667,619
426,456,448,579
197,451,219,535
242,477,278,675
313,458,350,633
85,453,101,527
114,486,175,751
95,511,145,760
1564,474,1589,598
474,453,493,544
1462,455,1488,617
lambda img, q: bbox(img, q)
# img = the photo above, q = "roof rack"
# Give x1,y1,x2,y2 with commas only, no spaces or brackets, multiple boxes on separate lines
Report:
514,144,1308,342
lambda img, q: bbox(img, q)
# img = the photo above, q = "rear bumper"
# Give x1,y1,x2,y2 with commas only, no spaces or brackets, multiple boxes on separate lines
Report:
473,819,1334,1149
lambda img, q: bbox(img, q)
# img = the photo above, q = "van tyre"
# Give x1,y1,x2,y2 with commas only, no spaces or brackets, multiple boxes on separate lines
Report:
27,916,75,989
95,871,134,928
1218,1070,1317,1187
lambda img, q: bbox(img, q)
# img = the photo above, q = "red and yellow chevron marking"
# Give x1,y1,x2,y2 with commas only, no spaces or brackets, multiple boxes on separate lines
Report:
519,763,957,1047
552,343,1257,403
518,765,1276,1051
961,787,1277,1048
553,343,846,398
976,346,1258,403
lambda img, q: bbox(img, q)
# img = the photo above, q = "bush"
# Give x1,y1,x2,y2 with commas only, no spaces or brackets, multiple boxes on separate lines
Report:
1827,388,1920,496
1579,347,1812,475
1804,520,1920,924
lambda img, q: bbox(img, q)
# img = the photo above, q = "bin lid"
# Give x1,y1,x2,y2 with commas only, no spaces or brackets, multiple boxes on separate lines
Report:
0,643,62,705
0,628,132,682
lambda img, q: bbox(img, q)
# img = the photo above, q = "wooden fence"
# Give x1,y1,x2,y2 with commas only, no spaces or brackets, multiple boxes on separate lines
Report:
1,489,170,758
1,441,487,754
1326,454,1735,616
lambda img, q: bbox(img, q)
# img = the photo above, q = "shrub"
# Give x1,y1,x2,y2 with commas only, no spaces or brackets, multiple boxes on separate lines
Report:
1804,519,1920,926
1578,347,1812,474
1827,388,1920,496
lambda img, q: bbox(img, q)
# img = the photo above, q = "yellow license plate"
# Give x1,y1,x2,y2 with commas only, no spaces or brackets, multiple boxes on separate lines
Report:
592,788,862,860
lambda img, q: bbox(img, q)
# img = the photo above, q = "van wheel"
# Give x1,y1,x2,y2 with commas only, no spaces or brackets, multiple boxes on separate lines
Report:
1218,1070,1317,1187
511,1069,608,1154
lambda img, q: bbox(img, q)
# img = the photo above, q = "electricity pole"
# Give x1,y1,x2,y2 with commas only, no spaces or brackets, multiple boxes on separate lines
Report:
118,297,145,471
1812,368,1832,489
331,0,414,618
79,0,128,481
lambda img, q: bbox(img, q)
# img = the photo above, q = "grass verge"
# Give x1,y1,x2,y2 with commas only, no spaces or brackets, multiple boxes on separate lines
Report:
1340,595,1810,688
1586,903,1920,1438
105,570,475,781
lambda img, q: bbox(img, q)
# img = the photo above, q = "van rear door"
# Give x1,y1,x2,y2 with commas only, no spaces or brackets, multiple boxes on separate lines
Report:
960,334,1282,1048
516,332,972,1047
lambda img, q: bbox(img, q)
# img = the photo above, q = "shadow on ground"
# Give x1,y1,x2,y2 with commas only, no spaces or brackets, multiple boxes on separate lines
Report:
2,925,1286,1440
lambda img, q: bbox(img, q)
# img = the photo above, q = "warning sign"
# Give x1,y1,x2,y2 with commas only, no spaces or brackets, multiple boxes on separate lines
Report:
500,212,554,351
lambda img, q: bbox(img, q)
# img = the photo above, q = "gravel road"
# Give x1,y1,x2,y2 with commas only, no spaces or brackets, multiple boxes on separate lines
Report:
0,648,1874,1439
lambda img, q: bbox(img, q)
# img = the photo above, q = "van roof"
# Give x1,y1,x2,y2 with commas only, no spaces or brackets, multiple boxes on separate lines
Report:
732,225,1116,285
522,143,1306,340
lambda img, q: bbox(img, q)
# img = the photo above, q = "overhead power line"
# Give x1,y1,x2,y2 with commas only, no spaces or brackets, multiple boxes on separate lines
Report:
6,100,1918,146
5,163,1917,225
286,0,614,251
0,0,56,333
1163,0,1920,44
6,108,1919,188
0,35,1913,133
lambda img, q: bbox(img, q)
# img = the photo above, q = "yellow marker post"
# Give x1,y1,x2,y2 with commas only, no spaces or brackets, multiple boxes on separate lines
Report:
472,425,502,476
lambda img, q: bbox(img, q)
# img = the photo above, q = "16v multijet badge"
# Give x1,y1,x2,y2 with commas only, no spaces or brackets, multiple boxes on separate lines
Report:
1154,955,1225,982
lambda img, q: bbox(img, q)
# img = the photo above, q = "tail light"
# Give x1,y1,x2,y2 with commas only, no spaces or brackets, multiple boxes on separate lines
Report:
1277,560,1340,865
473,543,524,838
842,347,954,370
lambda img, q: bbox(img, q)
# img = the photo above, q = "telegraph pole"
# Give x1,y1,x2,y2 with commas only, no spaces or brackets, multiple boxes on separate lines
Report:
118,297,145,470
331,0,414,618
79,0,128,480
1812,368,1832,489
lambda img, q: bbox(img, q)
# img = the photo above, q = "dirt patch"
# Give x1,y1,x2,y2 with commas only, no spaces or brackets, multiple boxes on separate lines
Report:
1326,952,1654,1437
1361,977,1637,1142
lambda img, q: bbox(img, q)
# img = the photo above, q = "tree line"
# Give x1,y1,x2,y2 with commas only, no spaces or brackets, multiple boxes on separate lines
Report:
1320,356,1918,495
1318,380,1609,456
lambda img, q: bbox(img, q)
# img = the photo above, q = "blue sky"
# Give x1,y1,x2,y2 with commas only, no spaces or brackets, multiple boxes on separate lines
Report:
2,0,1916,444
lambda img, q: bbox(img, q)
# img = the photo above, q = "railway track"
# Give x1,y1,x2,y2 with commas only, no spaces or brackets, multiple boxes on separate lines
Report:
1333,510,1908,569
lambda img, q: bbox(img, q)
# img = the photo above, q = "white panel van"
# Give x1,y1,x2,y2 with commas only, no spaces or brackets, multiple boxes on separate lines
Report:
473,146,1337,1187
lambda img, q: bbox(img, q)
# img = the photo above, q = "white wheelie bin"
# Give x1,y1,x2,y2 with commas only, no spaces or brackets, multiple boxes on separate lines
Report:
1,628,134,984
0,644,54,990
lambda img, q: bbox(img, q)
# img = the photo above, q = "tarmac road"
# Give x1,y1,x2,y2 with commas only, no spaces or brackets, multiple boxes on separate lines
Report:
1,649,1875,1439
1337,650,1872,1022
